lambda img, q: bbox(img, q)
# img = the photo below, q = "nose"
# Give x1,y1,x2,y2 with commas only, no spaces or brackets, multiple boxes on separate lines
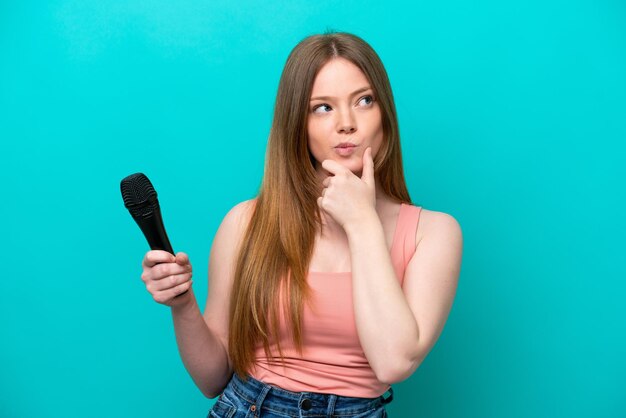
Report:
336,108,357,134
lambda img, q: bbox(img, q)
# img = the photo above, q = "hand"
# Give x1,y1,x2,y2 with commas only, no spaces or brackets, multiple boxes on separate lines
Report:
141,250,194,307
317,147,377,230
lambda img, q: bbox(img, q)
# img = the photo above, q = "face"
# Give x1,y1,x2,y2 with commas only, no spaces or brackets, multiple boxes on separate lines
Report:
307,57,383,177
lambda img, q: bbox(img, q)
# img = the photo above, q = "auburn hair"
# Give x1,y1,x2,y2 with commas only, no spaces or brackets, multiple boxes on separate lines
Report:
228,32,412,378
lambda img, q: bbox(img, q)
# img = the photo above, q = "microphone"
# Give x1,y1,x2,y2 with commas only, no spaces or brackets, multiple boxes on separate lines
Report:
120,173,174,254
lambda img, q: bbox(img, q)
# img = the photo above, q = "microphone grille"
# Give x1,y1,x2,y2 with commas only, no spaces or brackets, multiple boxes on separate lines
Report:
120,173,158,216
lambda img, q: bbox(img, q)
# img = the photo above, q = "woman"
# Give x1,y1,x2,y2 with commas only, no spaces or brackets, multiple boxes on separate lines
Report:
140,32,462,417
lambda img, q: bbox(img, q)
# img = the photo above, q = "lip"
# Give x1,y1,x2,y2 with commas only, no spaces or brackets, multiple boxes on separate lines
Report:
333,143,359,157
334,142,358,149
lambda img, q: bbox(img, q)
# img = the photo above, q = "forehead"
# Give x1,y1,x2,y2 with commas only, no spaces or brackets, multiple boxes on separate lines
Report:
310,58,370,96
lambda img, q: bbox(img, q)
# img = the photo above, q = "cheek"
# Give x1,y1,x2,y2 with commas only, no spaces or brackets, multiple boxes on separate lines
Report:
307,119,330,150
306,122,325,164
373,123,383,148
367,116,384,157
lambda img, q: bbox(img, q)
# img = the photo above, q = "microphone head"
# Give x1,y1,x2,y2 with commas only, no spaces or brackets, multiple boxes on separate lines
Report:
120,173,159,218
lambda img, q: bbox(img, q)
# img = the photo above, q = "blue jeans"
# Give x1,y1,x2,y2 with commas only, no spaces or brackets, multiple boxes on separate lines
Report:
207,373,393,418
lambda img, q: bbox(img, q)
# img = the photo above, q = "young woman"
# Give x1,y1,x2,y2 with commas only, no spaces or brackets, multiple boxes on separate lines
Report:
140,32,463,417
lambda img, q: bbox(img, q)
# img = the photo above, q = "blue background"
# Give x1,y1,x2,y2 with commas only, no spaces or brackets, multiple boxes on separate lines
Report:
1,1,625,417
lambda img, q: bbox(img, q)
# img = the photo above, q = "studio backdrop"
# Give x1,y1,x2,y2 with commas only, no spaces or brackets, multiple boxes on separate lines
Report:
1,0,625,417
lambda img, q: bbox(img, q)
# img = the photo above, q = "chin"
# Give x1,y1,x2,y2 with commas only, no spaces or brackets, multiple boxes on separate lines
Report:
341,160,363,175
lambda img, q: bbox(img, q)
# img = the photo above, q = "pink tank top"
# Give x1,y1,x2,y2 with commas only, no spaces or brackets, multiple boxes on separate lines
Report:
250,203,422,398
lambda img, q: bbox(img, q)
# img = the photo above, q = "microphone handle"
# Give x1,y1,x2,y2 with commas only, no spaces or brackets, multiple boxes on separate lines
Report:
133,207,189,297
133,206,174,254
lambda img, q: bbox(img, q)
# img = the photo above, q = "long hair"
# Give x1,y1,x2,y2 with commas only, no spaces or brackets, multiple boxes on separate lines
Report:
228,32,412,378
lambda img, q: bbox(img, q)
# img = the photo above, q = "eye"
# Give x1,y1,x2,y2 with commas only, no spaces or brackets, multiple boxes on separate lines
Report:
312,104,332,114
357,95,375,107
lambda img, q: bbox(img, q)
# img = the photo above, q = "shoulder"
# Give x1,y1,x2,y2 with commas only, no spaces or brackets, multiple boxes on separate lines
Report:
211,198,257,257
414,207,463,248
219,198,257,233
405,207,463,287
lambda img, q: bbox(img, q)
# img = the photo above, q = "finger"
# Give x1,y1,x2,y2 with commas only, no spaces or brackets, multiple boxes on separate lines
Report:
322,176,332,187
149,272,193,292
175,252,189,266
153,280,193,304
144,250,176,268
321,159,349,176
152,262,189,281
361,147,375,186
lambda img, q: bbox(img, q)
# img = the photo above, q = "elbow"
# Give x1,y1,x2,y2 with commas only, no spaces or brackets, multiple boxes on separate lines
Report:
202,388,221,399
374,357,422,385
196,377,230,399
200,386,224,399
198,361,233,399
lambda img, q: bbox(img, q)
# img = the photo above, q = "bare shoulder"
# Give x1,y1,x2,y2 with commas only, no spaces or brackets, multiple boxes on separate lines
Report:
203,198,257,353
416,208,463,248
219,198,257,234
402,208,463,368
208,198,257,279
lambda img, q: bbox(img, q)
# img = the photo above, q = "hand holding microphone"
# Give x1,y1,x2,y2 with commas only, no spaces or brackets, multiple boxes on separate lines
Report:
141,250,193,307
120,173,193,306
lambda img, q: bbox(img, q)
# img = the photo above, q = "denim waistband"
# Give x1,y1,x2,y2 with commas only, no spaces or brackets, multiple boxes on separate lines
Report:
225,373,393,416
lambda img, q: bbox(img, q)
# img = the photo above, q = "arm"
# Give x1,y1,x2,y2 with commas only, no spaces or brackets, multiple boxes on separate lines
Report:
170,200,255,398
198,200,254,398
346,209,463,384
318,149,463,384
170,290,230,398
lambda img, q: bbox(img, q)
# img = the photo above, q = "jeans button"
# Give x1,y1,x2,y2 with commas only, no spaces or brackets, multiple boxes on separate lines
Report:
301,398,312,411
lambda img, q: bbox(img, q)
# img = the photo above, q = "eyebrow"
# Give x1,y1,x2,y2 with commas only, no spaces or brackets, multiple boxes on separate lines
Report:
310,86,372,101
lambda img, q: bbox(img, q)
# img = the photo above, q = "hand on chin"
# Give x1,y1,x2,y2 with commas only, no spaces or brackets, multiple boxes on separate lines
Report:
324,156,363,176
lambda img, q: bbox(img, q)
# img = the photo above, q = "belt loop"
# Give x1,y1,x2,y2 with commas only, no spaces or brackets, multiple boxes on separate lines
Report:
326,394,337,417
381,387,394,405
251,382,271,416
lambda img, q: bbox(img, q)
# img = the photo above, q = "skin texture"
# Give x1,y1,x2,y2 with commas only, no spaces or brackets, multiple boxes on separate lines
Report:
138,56,463,397
307,57,383,182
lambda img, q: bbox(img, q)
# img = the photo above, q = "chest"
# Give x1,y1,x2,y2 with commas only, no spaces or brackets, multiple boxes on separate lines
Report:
308,206,400,273
302,271,358,349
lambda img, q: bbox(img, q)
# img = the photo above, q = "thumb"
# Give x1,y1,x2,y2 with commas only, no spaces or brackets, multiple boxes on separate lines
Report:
175,252,189,265
361,147,375,186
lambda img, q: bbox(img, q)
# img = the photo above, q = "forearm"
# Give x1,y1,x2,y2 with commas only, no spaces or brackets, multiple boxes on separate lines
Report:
170,289,231,398
346,212,421,384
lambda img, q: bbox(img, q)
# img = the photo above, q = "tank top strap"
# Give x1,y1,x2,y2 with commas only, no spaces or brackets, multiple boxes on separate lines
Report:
390,203,422,285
